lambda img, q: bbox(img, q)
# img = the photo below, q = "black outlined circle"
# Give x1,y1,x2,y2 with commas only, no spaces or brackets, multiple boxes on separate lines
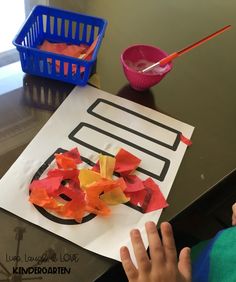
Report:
30,148,96,225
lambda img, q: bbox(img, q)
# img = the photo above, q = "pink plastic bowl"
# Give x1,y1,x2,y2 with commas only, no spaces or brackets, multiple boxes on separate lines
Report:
121,44,173,91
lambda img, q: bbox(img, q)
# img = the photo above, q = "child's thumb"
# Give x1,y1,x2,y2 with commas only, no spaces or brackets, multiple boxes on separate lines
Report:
178,247,192,281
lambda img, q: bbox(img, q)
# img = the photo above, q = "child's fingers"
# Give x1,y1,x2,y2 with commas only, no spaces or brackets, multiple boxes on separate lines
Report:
145,221,165,263
130,229,151,272
160,222,177,264
120,246,138,281
178,247,192,282
232,203,236,225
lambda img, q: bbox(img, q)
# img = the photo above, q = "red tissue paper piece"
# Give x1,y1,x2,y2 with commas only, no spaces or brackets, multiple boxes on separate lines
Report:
115,148,141,175
48,169,79,182
125,189,147,207
123,175,145,193
29,176,63,197
91,160,100,172
62,147,82,164
180,134,192,146
142,178,169,213
125,178,168,213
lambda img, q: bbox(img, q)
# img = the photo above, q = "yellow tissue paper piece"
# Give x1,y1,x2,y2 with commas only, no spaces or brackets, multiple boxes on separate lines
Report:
99,155,116,179
79,169,102,189
100,187,130,205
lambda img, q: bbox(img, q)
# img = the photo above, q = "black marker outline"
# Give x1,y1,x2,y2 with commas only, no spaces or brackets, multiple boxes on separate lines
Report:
87,98,181,151
69,123,170,181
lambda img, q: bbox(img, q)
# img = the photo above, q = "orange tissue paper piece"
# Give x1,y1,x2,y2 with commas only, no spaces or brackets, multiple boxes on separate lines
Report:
61,44,87,57
55,154,77,169
56,187,86,222
60,200,86,223
29,186,60,210
86,200,110,217
85,183,111,216
55,148,82,170
39,40,88,58
38,40,92,75
39,40,67,54
87,178,126,194
86,179,114,194
84,178,127,215
115,148,141,175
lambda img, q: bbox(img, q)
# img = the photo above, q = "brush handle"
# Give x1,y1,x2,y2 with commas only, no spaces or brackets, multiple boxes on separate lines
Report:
159,52,178,66
142,25,231,73
178,24,231,56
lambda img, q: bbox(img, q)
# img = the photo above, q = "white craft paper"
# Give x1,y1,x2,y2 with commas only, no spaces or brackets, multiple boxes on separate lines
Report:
0,85,194,261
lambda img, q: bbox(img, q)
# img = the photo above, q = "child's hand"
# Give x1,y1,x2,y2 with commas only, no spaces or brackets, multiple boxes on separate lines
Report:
120,221,192,282
232,203,236,226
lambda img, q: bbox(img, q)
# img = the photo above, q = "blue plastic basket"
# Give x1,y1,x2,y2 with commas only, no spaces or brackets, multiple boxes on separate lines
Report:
13,5,107,86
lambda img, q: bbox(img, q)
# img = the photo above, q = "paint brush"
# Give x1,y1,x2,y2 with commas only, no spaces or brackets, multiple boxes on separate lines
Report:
141,25,231,73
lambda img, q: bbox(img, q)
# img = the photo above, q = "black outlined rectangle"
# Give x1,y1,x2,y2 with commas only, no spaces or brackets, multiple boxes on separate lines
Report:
87,98,181,151
69,122,170,181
